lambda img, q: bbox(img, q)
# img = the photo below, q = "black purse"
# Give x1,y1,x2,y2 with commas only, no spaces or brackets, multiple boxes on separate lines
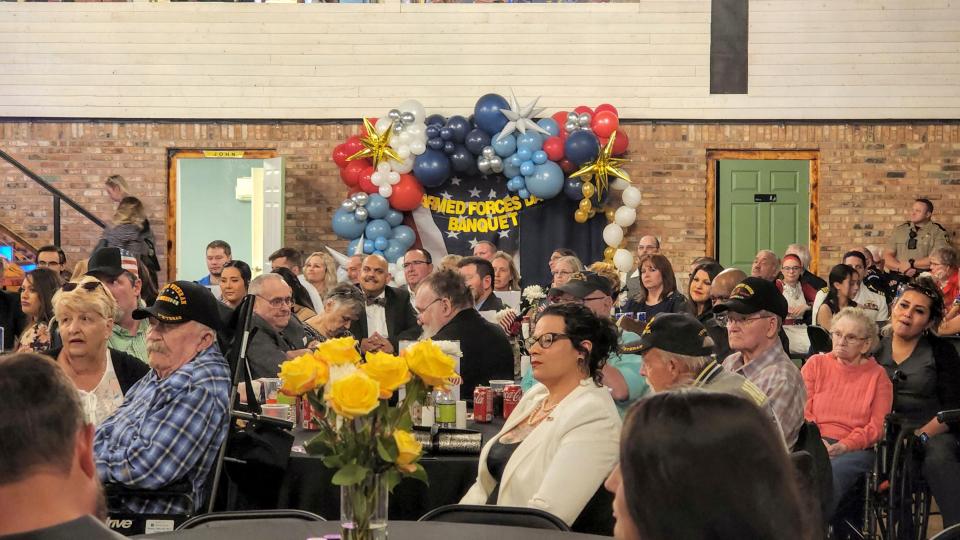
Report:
225,360,295,472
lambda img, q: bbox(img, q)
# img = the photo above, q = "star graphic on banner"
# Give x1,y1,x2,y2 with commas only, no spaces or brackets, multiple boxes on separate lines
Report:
498,230,511,238
450,177,462,186
487,189,498,199
468,187,482,198
468,238,479,249
440,191,453,200
446,231,460,239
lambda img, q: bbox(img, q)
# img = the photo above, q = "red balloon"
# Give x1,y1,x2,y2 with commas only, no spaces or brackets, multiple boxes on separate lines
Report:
594,103,619,116
551,111,568,127
332,144,351,168
591,110,620,139
543,136,564,161
573,105,594,115
341,159,369,187
357,166,377,194
559,159,576,174
342,136,364,156
612,129,629,155
389,174,425,211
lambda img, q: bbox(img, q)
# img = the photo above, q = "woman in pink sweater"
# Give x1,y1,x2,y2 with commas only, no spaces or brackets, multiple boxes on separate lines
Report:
801,307,893,519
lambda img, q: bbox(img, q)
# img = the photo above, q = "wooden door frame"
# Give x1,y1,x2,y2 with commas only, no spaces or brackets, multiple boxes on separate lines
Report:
706,150,821,274
166,149,277,283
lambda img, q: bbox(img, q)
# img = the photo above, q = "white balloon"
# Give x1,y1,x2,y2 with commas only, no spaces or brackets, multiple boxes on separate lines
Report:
613,249,635,273
614,206,637,228
397,145,412,159
392,156,414,174
398,131,412,145
397,100,426,122
611,178,630,191
409,140,426,155
388,171,400,185
379,185,393,198
377,162,391,173
622,186,642,208
375,117,392,133
406,124,424,136
602,223,624,248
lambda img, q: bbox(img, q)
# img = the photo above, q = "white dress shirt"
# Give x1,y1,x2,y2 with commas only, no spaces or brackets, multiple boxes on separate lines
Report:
365,290,389,338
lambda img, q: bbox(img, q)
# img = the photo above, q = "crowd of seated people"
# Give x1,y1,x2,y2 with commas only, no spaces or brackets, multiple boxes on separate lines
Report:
3,194,960,538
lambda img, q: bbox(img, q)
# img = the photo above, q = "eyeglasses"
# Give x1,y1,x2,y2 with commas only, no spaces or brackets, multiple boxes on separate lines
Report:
831,332,868,344
414,297,442,315
715,313,772,328
61,281,104,293
782,266,802,272
403,260,429,269
524,332,570,350
257,295,293,308
908,228,918,250
37,260,62,268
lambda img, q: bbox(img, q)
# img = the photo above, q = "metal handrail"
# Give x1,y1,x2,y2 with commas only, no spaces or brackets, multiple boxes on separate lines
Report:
0,148,105,245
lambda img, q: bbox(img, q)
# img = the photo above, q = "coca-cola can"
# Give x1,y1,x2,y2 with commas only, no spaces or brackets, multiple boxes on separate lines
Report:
298,395,322,431
503,384,522,419
473,386,492,423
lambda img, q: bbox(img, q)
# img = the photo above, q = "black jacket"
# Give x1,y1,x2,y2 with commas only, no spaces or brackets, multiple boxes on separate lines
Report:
477,292,505,312
246,314,309,379
349,286,419,353
44,347,149,394
1,290,26,351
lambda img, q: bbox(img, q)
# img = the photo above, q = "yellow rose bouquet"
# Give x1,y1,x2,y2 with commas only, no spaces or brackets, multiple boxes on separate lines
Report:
278,336,457,540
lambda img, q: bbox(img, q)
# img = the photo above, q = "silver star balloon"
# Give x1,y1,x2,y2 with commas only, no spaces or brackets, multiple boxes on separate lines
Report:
497,89,551,139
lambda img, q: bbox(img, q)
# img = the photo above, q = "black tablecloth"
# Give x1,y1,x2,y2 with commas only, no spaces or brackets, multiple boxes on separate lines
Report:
138,519,608,540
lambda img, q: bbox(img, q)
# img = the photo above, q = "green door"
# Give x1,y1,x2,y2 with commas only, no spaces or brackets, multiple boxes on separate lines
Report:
718,159,810,273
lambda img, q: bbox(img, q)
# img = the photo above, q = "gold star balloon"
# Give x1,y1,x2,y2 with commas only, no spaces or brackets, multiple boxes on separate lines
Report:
568,131,631,202
346,117,402,169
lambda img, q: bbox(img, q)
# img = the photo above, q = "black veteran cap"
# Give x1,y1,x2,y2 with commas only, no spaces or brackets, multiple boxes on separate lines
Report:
713,276,788,320
548,271,614,299
133,280,222,331
621,313,714,356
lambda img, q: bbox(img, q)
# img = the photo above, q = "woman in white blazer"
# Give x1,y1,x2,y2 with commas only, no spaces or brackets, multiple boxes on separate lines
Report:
460,303,622,526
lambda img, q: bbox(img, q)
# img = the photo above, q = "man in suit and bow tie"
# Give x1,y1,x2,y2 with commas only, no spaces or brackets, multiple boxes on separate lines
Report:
349,255,418,354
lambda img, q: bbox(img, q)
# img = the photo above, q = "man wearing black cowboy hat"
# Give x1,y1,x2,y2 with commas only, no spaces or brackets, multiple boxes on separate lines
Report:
94,281,231,515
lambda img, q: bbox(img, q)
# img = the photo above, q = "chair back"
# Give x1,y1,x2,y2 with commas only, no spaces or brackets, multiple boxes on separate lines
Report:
807,326,832,354
178,509,325,530
932,524,960,540
419,504,570,531
571,484,615,536
792,422,833,528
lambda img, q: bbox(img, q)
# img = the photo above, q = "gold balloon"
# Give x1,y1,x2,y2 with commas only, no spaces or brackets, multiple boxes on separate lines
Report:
603,246,616,260
574,209,589,223
581,182,596,199
346,117,402,169
579,198,593,211
569,130,631,202
588,209,596,218
605,209,616,222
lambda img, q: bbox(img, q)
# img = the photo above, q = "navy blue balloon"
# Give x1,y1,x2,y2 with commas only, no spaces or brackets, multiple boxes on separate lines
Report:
449,144,474,173
474,93,510,136
446,116,471,144
426,125,440,139
413,149,452,188
564,131,600,166
332,208,366,240
564,178,585,201
365,219,392,241
427,137,444,151
425,114,446,128
464,129,491,155
443,141,456,155
439,127,453,141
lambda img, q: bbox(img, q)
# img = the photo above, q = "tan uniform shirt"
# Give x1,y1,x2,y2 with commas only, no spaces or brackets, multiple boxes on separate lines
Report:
887,221,951,264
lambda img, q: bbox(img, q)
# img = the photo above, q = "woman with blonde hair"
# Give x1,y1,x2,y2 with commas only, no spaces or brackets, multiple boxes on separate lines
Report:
492,251,521,292
99,196,149,257
304,251,338,299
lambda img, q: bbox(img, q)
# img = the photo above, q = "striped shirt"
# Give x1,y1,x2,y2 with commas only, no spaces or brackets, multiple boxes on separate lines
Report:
109,318,150,364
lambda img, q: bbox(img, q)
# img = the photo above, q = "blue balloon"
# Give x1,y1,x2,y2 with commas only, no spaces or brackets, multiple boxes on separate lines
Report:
564,131,600,166
518,188,531,199
347,238,362,256
516,132,543,152
526,161,565,199
507,154,522,168
363,239,375,254
427,137,444,151
474,93,510,136
492,134,517,158
537,118,561,137
374,237,389,251
366,194,390,219
520,161,535,176
443,141,456,155
563,178,585,201
413,149,452,188
426,125,441,139
516,148,532,162
425,114,446,128
365,218,392,241
506,176,523,191
449,144,474,173
331,208,366,240
532,150,548,165
503,161,521,179
440,127,453,141
373,250,385,257
385,210,403,227
392,225,416,250
383,239,405,263
464,129,491,155
445,116,470,143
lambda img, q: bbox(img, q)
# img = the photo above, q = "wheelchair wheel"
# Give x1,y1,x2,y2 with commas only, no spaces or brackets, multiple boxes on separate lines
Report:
886,427,931,540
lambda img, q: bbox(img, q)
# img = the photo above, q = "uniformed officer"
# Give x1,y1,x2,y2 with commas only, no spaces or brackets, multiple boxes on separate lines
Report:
884,198,951,278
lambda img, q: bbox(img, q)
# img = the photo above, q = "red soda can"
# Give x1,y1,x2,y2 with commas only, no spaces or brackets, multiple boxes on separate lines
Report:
503,384,522,419
298,395,322,431
473,386,492,423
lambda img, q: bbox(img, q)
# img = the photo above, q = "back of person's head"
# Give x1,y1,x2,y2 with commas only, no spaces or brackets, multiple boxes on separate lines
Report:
273,266,314,310
0,353,86,485
619,390,809,540
112,196,146,226
538,302,618,386
587,261,621,295
422,269,473,311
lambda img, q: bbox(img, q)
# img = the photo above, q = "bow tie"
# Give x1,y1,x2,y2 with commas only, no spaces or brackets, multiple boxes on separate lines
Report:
366,296,386,307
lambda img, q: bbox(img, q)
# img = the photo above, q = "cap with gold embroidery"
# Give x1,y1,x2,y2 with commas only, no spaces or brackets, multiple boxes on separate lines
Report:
620,313,714,356
713,276,788,319
133,280,222,331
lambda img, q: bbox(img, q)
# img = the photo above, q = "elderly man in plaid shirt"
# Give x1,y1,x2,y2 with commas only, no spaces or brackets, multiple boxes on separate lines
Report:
94,281,230,514
715,277,807,448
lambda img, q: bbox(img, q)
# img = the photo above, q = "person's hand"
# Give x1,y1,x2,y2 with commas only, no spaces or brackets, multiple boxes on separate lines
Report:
788,305,807,318
827,442,848,457
905,267,918,278
285,348,311,359
360,337,381,353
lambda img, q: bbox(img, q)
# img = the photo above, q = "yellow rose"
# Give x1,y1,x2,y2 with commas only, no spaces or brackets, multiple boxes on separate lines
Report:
278,353,319,396
403,340,457,388
393,429,422,471
361,351,411,399
315,336,361,366
326,371,381,419
311,353,330,387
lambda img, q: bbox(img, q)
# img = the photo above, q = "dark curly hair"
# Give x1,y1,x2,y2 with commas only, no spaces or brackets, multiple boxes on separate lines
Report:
538,302,619,386
904,275,946,330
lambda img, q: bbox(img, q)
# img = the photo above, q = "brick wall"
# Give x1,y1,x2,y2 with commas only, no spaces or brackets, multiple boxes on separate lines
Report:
2,120,958,283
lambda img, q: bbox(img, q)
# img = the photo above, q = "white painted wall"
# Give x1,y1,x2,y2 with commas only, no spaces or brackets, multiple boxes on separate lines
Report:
0,0,957,119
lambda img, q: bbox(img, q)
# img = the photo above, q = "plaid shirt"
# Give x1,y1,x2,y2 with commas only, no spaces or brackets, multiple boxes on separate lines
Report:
722,342,806,448
95,344,231,514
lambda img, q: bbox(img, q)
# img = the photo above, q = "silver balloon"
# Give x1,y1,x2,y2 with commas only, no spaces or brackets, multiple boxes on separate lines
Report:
342,199,357,212
489,157,504,173
354,207,369,221
400,112,416,125
351,192,369,207
388,109,401,121
565,121,578,133
482,146,496,159
477,157,492,174
567,112,579,123
578,113,591,127
392,123,404,134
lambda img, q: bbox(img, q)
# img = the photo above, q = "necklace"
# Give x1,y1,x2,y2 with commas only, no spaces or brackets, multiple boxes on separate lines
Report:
526,399,559,426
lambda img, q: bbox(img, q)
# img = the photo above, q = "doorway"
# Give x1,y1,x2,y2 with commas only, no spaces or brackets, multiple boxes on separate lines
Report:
706,150,820,274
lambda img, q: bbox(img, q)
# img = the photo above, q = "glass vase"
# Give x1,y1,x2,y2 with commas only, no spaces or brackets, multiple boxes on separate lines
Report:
340,473,388,540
